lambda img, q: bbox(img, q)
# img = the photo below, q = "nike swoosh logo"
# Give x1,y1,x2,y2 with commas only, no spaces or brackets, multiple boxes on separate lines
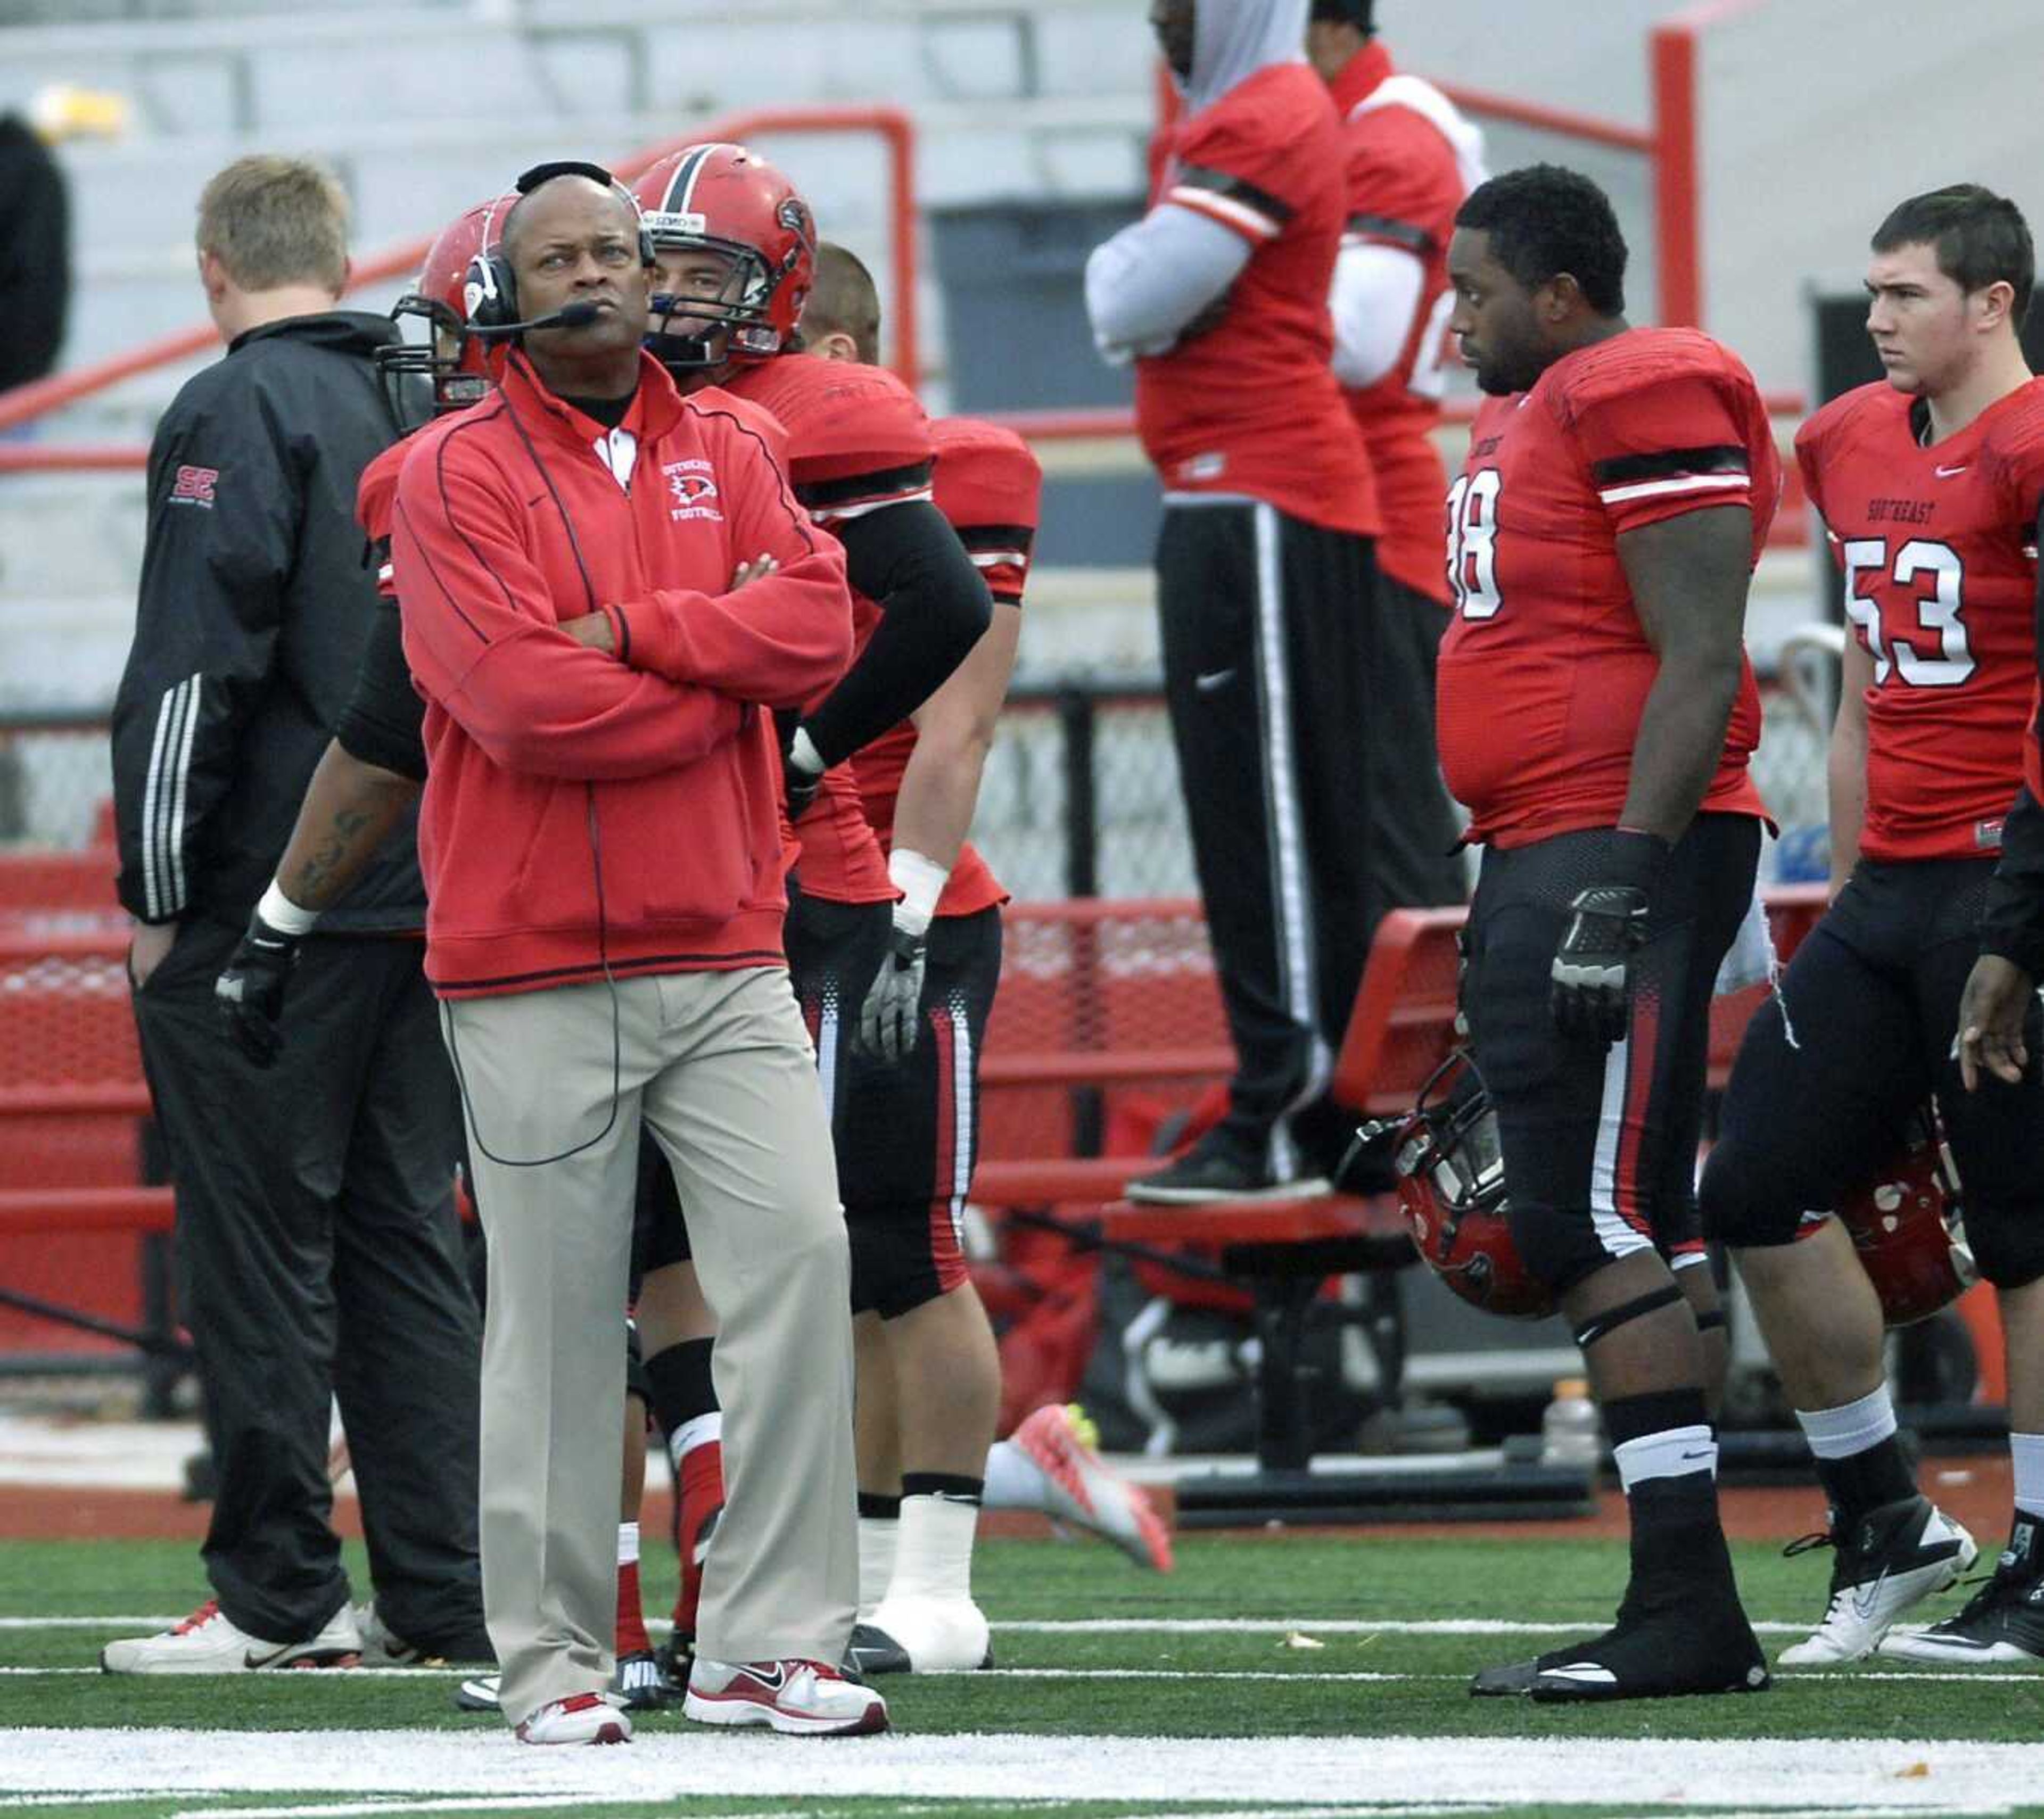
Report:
243,1644,296,1668
742,1663,787,1692
1194,668,1236,693
1934,463,1969,478
1850,1567,1891,1620
1679,1450,1713,1462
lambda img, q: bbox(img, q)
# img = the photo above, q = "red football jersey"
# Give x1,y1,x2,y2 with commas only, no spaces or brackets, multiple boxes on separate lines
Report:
1798,378,2044,861
1330,42,1479,604
851,417,1041,920
1435,329,1779,846
1135,64,1377,537
726,352,935,904
356,435,412,599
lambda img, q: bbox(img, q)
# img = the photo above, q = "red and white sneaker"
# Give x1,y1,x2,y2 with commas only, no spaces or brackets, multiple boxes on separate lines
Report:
101,1599,361,1674
1008,1403,1174,1573
515,1691,632,1746
684,1657,888,1736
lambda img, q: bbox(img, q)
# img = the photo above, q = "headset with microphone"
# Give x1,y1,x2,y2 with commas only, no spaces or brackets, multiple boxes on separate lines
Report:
463,159,656,338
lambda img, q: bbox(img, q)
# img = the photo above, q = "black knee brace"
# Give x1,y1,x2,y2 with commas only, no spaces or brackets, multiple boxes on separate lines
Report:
1966,1202,2044,1291
1572,1283,1686,1350
1697,1138,1804,1249
1693,1307,1728,1336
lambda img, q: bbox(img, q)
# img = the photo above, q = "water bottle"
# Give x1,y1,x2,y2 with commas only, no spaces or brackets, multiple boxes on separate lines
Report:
1540,1376,1601,1469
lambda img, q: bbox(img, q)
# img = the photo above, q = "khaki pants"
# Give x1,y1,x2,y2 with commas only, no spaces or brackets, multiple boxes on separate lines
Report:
443,965,856,1727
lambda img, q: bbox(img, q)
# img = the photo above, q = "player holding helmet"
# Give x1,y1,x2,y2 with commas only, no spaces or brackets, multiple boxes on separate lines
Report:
1438,164,1775,1703
1702,184,2044,1671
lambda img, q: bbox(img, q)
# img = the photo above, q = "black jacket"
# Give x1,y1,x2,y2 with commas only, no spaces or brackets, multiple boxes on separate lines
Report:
111,312,425,931
0,114,68,391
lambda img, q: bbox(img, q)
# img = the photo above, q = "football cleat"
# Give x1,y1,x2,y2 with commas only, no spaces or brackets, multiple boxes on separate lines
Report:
1008,1403,1175,1573
845,1597,992,1676
101,1599,361,1675
515,1691,631,1746
1777,1495,1976,1664
614,1647,680,1710
1472,1592,1769,1702
685,1656,888,1736
454,1672,500,1713
1878,1515,2044,1666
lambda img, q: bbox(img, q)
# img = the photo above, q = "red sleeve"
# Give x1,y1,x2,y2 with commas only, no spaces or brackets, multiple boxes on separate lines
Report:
1342,109,1461,258
606,404,855,707
749,358,936,523
1166,83,1321,247
933,421,1043,606
1987,401,2044,531
356,436,413,601
391,424,741,781
1563,371,1762,536
1792,413,1844,568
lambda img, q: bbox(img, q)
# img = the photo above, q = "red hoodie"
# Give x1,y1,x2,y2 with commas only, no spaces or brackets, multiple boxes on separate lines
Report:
391,350,853,997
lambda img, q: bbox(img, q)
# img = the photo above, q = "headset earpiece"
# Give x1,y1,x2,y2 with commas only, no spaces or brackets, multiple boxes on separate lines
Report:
463,249,519,332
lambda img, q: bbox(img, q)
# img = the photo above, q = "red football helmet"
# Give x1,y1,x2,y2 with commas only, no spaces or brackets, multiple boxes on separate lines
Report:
629,143,817,367
1796,1110,1976,1327
377,193,518,428
1373,1051,1556,1320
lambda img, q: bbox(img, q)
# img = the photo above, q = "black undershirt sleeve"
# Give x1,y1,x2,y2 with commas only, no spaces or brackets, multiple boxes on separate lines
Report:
335,593,430,783
800,499,992,767
1977,495,2044,974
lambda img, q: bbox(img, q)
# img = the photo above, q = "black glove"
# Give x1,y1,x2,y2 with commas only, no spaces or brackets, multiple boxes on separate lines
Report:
858,919,928,1063
1549,829,1670,1046
215,909,303,1067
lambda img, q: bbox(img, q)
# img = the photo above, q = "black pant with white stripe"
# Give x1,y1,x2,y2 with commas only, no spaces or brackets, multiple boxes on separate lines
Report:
1156,500,1379,1179
131,917,485,1650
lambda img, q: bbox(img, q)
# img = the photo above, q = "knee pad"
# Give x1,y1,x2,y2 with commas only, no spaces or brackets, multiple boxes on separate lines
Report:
1507,1197,1647,1297
1697,1137,1804,1250
846,1202,961,1321
1965,1201,2044,1291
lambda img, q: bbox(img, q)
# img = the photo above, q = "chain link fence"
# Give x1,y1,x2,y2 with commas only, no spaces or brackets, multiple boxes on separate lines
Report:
0,667,1836,897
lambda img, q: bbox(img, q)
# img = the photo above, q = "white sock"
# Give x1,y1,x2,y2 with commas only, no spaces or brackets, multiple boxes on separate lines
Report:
880,1493,978,1605
665,1410,722,1471
980,1437,1046,1512
616,1520,639,1568
1795,1385,1897,1461
1613,1425,1717,1493
2013,1431,2044,1518
856,1515,899,1622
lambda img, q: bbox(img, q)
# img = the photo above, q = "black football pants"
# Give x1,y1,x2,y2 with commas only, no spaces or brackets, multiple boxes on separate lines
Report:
1156,499,1381,1178
1367,570,1466,912
131,916,484,1649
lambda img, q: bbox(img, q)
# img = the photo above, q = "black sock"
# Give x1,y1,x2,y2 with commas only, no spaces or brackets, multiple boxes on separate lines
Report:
858,1491,902,1521
644,1337,718,1442
901,1471,983,1506
1603,1390,1730,1597
1811,1433,1917,1526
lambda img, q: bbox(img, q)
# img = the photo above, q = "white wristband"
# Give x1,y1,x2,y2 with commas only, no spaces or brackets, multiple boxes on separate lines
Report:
789,724,825,778
257,879,320,937
888,847,949,939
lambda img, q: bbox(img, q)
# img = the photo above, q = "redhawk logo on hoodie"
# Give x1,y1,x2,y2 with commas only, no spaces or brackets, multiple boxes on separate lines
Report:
664,458,722,523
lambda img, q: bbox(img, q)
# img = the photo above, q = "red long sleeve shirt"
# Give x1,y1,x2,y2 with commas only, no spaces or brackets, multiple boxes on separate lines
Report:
391,350,853,996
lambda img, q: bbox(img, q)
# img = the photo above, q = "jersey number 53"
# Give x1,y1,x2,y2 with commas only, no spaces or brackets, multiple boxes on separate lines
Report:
1841,536,1974,688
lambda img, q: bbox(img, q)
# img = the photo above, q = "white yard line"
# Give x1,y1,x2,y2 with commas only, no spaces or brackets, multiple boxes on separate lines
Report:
1,1731,2041,1813
0,1615,1840,1635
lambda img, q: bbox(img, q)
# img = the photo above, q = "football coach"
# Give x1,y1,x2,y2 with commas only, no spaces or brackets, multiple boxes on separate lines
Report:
389,162,879,1742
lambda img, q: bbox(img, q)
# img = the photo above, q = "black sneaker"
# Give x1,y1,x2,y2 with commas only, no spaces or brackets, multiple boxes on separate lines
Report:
1878,1514,2044,1666
655,1631,694,1685
844,1621,912,1677
614,1646,680,1710
1777,1495,1976,1665
1124,1130,1330,1206
1472,1588,1770,1702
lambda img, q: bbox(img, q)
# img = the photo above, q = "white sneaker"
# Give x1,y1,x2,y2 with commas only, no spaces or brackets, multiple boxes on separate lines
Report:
101,1599,361,1675
685,1657,888,1736
515,1691,631,1745
1778,1495,1977,1665
1011,1403,1175,1573
850,1594,992,1674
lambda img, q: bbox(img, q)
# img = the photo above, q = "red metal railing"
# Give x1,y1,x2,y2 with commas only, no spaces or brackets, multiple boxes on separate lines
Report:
0,104,917,445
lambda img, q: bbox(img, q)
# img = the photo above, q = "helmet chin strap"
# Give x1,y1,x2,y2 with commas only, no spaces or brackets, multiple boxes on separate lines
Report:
646,299,728,371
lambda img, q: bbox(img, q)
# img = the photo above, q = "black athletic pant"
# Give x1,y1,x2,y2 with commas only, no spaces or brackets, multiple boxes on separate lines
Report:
1156,499,1377,1177
130,917,485,1649
1367,571,1466,912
